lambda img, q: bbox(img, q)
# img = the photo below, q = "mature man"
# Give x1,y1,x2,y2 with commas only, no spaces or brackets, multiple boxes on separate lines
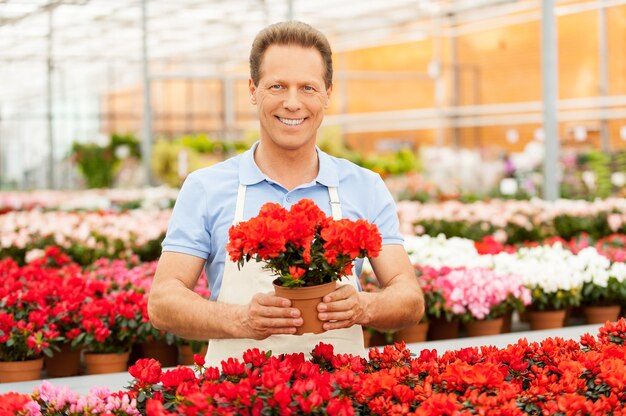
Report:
148,21,424,367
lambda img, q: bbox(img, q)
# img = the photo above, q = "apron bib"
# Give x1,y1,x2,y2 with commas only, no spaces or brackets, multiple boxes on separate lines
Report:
205,184,365,367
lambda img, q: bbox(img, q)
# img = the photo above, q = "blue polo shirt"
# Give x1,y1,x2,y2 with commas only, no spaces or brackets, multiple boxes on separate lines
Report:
162,142,404,300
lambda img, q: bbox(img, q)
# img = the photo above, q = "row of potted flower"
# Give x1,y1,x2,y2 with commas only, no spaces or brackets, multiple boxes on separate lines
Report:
397,197,626,243
403,234,626,316
4,319,626,415
0,247,209,382
3,195,626,266
0,187,178,213
0,209,170,265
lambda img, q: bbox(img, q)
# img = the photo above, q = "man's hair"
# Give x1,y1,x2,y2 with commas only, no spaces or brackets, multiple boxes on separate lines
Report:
249,21,333,89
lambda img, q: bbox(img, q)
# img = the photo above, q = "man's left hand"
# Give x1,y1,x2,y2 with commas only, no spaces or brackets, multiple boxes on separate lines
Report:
317,285,369,330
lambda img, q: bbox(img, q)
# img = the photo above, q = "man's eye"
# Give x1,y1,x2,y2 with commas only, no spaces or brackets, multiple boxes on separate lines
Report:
303,86,315,92
270,84,282,90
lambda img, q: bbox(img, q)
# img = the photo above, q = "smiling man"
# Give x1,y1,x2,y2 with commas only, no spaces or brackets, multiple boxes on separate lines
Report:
148,21,424,367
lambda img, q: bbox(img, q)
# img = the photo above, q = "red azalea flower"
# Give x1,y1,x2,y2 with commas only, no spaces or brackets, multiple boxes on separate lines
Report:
312,342,335,362
0,392,31,414
129,358,162,385
160,366,197,387
193,353,205,367
145,399,175,416
227,199,382,287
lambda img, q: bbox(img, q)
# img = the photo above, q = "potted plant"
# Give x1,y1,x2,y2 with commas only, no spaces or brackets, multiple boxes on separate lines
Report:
581,258,626,324
0,255,64,382
72,289,145,374
416,266,459,340
227,199,382,334
434,267,531,337
490,244,589,330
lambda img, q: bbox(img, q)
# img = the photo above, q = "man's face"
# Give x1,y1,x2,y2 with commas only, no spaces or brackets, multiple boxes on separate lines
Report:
249,44,332,152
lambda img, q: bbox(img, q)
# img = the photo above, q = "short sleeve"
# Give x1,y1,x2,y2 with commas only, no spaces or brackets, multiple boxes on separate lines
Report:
370,175,404,245
161,174,211,258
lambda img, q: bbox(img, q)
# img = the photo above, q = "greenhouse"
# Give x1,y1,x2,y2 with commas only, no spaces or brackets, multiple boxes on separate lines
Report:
1,0,626,414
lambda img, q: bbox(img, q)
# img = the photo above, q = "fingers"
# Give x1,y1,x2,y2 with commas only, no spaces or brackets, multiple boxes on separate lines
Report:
242,293,302,339
317,285,363,330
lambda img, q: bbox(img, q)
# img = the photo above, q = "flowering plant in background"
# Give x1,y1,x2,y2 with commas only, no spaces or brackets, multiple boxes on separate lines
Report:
581,259,626,307
72,288,145,354
415,266,455,322
489,243,592,311
0,209,170,265
227,199,382,287
416,265,531,323
0,257,63,361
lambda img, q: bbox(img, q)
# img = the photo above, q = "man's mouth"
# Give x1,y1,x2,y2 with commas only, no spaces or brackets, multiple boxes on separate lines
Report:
277,117,305,126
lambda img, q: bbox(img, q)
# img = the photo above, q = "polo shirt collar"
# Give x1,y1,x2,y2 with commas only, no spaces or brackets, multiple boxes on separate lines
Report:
239,141,339,187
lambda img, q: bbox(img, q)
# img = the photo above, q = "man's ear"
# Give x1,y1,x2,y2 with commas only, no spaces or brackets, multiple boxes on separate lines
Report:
249,79,257,105
324,84,333,108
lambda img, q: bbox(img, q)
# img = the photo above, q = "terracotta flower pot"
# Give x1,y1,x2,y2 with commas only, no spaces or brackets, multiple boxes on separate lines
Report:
273,280,336,335
45,344,82,378
465,317,504,337
393,321,429,344
527,309,566,330
427,317,460,340
141,341,179,367
583,305,621,324
0,358,44,383
83,351,130,375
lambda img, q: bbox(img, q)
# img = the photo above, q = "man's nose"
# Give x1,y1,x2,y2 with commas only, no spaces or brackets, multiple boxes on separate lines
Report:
282,89,302,111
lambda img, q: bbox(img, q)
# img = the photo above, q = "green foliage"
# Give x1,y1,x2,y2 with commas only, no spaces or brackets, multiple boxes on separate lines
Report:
71,143,116,188
586,150,612,198
553,213,611,241
152,134,248,187
71,133,141,188
530,286,581,311
581,277,626,306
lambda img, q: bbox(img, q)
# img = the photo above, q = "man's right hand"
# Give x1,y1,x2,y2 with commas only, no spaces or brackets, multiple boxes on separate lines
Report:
236,293,303,339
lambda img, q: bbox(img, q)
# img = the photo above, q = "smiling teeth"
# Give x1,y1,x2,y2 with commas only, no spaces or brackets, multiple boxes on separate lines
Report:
279,117,304,126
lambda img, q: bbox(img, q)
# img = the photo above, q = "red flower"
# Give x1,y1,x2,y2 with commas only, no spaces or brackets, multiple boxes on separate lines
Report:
146,399,175,416
227,199,382,288
160,366,197,387
0,392,31,414
129,358,162,385
193,353,205,367
312,342,335,362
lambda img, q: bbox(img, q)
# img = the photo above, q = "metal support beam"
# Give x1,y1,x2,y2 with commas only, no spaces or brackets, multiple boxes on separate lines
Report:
287,0,294,20
598,0,610,151
141,0,153,186
223,77,235,142
46,8,55,189
541,0,560,201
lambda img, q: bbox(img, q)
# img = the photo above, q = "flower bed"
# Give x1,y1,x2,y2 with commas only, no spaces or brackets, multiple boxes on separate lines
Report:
0,187,178,213
0,209,170,265
0,248,210,364
397,197,626,243
403,234,626,314
3,319,626,415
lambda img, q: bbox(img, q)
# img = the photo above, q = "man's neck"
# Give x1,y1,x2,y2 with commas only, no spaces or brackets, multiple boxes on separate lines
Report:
254,142,319,191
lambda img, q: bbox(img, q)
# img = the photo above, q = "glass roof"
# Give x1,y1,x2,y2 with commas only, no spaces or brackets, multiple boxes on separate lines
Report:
0,0,521,102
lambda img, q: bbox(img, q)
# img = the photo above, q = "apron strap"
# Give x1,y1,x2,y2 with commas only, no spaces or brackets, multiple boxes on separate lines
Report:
236,184,342,222
328,186,342,220
234,183,247,224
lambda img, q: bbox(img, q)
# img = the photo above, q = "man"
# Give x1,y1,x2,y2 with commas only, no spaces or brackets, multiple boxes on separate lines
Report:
148,21,424,366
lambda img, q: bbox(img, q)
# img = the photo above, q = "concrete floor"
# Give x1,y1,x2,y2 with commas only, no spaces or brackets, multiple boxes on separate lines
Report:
0,322,604,396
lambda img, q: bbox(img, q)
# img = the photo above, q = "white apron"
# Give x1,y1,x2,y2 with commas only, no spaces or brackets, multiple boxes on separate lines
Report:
205,183,366,367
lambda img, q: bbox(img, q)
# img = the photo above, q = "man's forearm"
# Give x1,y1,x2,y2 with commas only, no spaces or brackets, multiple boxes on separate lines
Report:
148,281,244,340
357,277,424,332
